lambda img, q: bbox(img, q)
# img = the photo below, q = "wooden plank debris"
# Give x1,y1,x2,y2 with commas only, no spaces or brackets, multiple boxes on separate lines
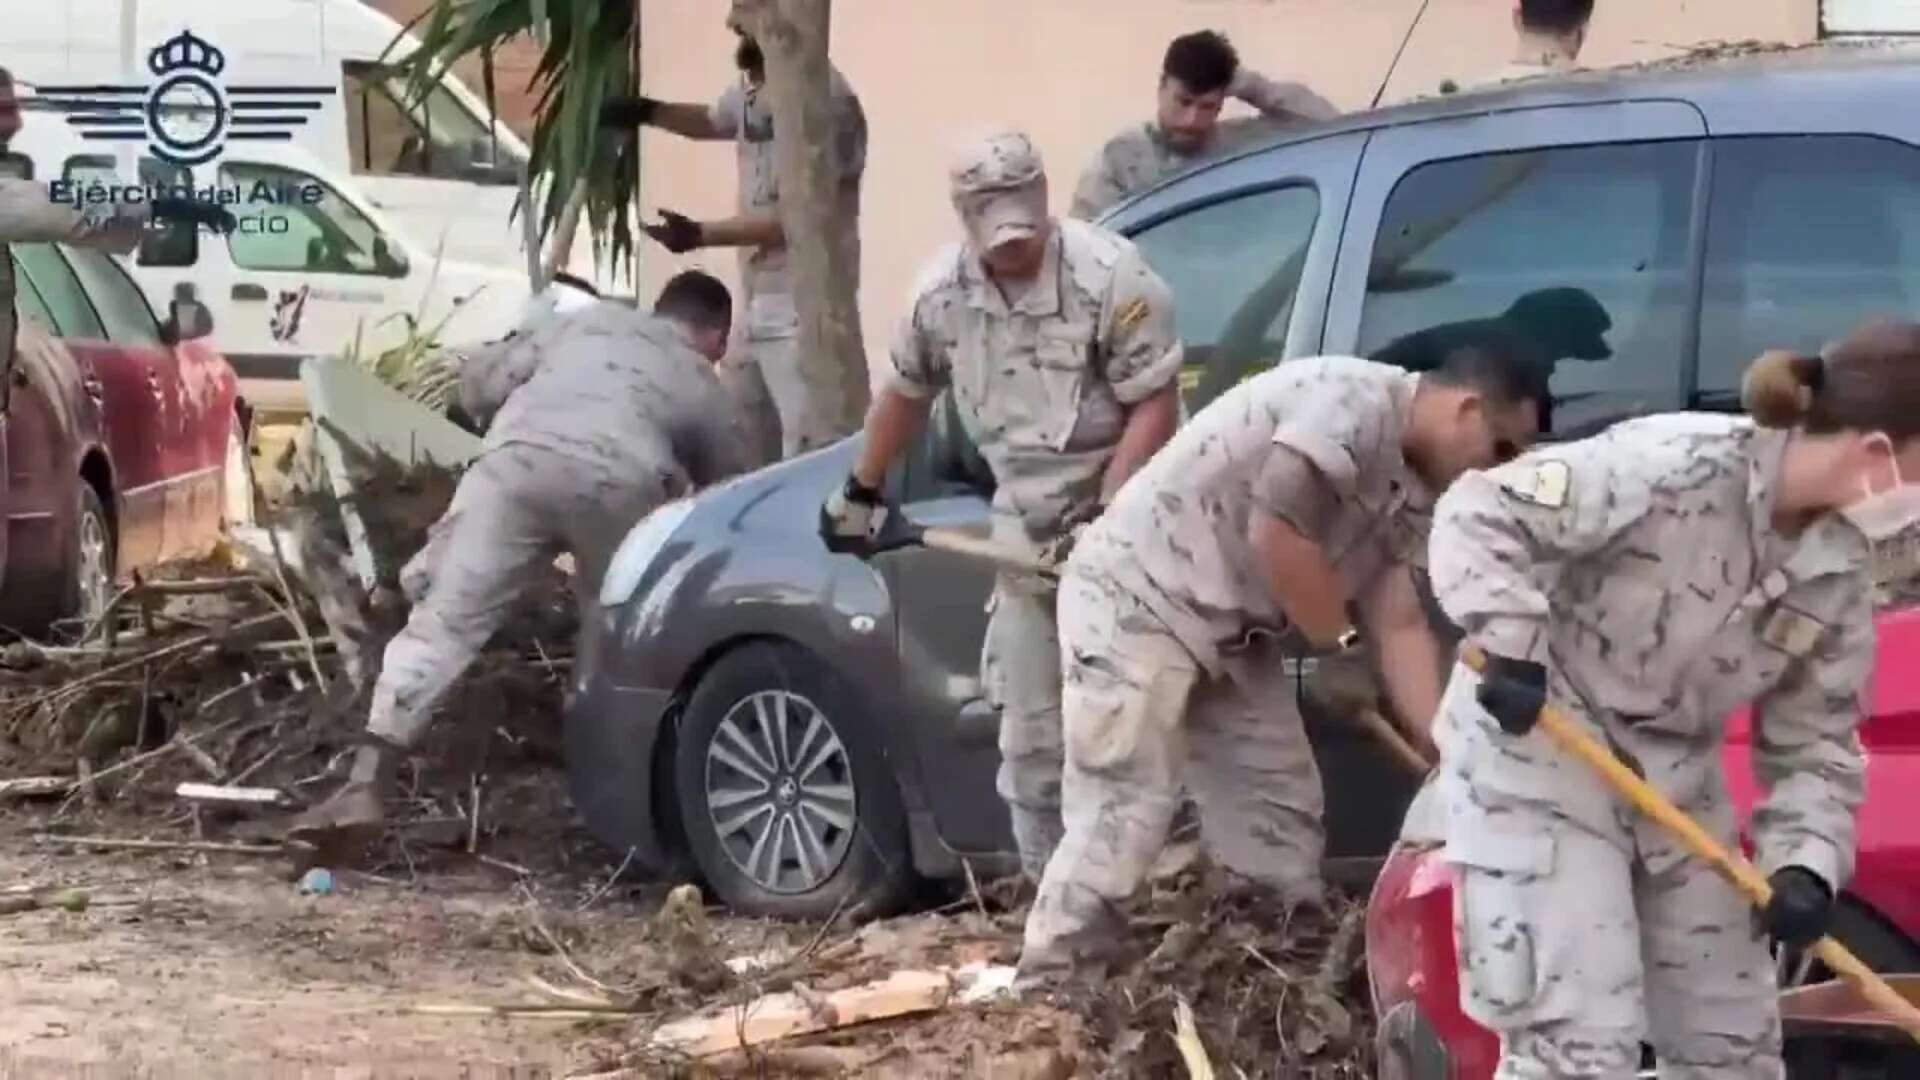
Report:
647,968,953,1059
175,782,286,806
0,776,69,800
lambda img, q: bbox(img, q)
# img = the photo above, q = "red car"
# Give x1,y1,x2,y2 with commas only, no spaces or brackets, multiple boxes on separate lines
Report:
0,240,248,636
1367,605,1920,1079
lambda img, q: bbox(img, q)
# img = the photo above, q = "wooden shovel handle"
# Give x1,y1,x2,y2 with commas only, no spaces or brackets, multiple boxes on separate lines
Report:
1459,645,1920,1043
918,526,1057,578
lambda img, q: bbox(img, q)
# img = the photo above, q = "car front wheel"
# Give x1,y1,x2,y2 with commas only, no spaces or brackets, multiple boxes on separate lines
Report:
67,486,115,633
674,642,914,919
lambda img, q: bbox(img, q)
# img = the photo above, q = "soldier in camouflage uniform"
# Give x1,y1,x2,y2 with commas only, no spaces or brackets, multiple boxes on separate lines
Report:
1018,339,1548,973
1430,319,1920,1078
600,3,867,465
820,130,1185,882
0,67,232,364
1069,30,1336,221
288,272,751,854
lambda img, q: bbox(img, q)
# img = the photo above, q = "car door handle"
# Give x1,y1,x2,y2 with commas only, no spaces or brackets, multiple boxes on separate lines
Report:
232,283,268,301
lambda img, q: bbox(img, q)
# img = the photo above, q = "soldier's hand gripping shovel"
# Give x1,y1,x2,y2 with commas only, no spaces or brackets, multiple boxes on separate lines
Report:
859,506,1059,579
1459,644,1920,1044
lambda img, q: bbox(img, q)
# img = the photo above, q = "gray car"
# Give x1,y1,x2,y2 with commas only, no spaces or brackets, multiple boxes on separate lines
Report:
568,41,1920,917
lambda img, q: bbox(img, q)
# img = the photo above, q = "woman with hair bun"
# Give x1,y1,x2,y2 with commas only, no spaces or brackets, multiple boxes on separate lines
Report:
1421,317,1920,1077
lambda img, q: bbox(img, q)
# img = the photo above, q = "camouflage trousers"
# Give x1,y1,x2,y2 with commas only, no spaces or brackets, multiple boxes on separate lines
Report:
717,318,811,466
984,571,1066,882
1435,663,1783,1079
367,443,675,748
1020,569,1326,970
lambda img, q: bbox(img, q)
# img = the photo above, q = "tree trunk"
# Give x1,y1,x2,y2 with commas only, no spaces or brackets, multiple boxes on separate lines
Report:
738,0,869,452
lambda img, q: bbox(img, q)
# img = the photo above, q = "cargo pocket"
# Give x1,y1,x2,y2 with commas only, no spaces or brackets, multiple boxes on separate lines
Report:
1063,650,1191,779
1447,825,1556,1026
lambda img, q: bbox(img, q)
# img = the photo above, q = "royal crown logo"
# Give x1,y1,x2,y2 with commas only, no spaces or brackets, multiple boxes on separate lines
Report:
38,28,332,168
148,30,227,79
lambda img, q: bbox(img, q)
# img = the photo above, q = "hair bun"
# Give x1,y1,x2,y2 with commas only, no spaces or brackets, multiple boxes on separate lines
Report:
1742,349,1820,428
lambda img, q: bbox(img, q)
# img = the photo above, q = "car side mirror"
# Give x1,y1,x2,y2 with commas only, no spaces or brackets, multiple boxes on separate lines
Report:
162,298,214,344
372,237,409,278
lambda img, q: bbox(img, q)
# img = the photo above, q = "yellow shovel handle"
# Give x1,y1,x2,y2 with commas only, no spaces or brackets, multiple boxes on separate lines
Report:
1459,645,1920,1044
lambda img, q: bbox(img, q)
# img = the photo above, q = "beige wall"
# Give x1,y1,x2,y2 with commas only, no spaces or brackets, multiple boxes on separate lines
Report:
628,1,1817,380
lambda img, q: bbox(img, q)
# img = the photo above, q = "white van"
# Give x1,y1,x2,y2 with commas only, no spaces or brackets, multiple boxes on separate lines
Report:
7,0,566,412
13,0,590,276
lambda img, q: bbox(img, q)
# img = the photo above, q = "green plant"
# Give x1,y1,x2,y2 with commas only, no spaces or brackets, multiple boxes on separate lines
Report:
340,294,477,413
386,0,643,275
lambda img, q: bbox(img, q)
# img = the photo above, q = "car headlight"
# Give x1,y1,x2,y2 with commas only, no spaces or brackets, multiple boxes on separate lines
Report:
598,499,695,608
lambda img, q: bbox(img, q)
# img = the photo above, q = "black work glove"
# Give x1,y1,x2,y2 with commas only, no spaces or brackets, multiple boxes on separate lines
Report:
642,209,703,254
598,95,661,129
151,196,237,235
1474,654,1548,736
1760,866,1834,948
819,473,888,557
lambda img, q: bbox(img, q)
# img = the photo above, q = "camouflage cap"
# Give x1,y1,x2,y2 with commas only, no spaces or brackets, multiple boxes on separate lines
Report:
949,130,1045,195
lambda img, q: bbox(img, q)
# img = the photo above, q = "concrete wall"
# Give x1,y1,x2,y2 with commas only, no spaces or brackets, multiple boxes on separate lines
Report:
370,0,1820,377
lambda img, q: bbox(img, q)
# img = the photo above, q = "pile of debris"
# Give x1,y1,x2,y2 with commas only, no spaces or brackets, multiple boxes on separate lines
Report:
0,434,581,882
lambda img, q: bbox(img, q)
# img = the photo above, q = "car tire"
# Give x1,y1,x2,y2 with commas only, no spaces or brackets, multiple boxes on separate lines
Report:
64,485,116,634
674,642,915,920
1375,1002,1451,1080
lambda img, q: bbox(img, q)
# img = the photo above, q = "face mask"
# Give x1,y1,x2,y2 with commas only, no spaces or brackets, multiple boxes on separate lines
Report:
1840,447,1920,542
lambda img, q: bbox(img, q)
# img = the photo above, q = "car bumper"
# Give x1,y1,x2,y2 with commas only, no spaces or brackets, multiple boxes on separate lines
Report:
563,666,675,873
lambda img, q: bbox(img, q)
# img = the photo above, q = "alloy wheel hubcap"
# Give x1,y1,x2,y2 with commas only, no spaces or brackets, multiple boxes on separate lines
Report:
704,690,857,894
77,511,110,625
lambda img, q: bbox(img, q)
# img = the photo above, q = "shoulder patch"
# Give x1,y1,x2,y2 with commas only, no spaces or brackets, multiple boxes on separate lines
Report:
1499,459,1571,509
1114,296,1151,335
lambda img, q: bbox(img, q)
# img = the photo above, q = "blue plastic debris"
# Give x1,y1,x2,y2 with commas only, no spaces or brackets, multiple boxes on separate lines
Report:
297,867,335,896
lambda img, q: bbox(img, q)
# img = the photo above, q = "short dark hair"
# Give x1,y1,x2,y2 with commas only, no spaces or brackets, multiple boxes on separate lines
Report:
1519,0,1595,34
654,270,731,332
1162,31,1238,96
1421,323,1555,432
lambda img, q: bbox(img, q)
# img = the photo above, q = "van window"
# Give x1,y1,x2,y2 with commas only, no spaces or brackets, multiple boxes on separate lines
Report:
1130,185,1320,409
220,162,411,278
0,153,31,180
342,61,523,184
14,243,106,340
1357,141,1697,437
1697,135,1920,400
63,247,163,348
11,253,59,332
63,155,198,268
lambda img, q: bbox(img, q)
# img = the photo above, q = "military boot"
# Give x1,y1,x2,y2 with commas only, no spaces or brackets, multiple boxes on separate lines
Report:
287,737,401,864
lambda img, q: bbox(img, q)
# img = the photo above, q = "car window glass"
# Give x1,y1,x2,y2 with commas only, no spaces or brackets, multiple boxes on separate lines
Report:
343,61,523,184
1131,185,1320,410
63,246,163,347
11,251,59,332
1357,141,1696,439
0,152,32,180
14,243,106,340
1697,135,1920,400
220,161,410,277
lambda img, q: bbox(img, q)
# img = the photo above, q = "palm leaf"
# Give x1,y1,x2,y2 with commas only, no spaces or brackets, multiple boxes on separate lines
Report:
387,0,641,275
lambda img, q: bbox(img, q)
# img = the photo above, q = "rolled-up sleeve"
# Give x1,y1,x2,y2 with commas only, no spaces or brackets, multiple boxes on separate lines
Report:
886,293,945,400
1099,245,1183,404
709,84,745,139
1250,445,1341,541
1750,575,1874,890
0,179,145,253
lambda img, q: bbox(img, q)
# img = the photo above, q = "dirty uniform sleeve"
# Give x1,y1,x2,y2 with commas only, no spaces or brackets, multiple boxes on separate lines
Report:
1266,378,1396,499
455,334,543,429
1097,245,1183,403
680,369,756,487
1748,575,1874,889
709,84,746,140
1068,141,1128,222
1428,442,1652,664
1232,70,1341,123
0,179,146,254
885,288,947,400
1250,445,1340,541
